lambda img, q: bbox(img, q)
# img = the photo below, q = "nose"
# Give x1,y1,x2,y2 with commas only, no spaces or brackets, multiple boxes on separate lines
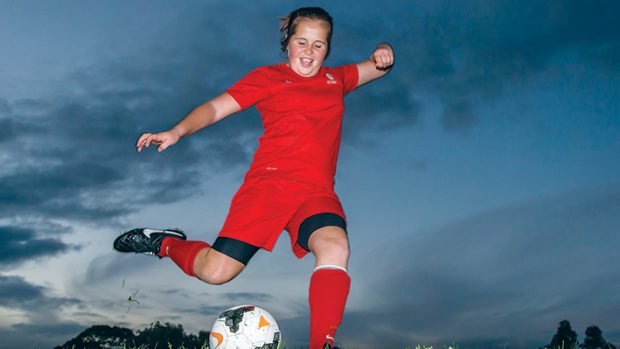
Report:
304,45,314,55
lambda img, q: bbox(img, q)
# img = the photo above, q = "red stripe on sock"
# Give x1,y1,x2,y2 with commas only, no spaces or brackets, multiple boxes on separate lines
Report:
160,238,210,277
309,268,351,349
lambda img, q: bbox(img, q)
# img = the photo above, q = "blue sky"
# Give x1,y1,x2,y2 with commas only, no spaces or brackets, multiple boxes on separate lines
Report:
1,1,619,348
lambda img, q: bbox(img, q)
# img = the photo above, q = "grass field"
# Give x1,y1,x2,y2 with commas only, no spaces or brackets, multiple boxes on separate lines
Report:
56,341,593,349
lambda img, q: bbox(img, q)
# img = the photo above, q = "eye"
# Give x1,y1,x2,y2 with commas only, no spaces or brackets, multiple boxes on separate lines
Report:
314,43,324,49
296,39,307,46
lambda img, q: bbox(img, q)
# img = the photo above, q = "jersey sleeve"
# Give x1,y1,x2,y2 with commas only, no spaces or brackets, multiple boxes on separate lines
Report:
331,64,359,95
226,67,272,111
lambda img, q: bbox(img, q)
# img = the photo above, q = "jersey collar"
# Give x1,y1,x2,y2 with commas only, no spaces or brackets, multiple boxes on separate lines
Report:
279,62,328,80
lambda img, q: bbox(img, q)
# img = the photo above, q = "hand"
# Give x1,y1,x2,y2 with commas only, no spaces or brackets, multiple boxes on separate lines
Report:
370,43,394,71
136,130,180,152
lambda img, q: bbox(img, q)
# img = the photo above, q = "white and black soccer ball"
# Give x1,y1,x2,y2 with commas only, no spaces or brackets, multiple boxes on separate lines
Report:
209,305,281,349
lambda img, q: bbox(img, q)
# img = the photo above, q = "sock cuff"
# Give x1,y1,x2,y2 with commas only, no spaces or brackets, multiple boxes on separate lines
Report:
184,241,210,277
313,264,348,273
161,239,210,277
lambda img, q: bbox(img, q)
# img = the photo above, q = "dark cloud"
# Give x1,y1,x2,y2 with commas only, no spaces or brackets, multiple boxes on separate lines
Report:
11,322,85,338
0,118,16,143
0,225,75,269
158,288,195,296
183,293,275,317
0,275,81,309
187,305,224,317
1,323,86,349
0,3,272,230
1,77,252,225
429,0,620,129
0,162,126,218
0,275,92,348
0,98,10,113
342,79,421,145
338,0,620,131
83,253,160,285
156,314,184,322
0,329,46,349
0,117,42,147
221,292,274,303
0,275,46,306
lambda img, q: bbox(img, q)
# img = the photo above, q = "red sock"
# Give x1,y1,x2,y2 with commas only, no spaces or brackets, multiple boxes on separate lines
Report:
159,238,210,277
309,267,351,349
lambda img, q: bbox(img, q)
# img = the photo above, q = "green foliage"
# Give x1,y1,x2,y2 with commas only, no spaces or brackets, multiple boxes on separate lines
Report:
54,325,137,349
548,320,580,349
136,321,185,348
580,325,617,349
540,320,618,349
55,322,209,349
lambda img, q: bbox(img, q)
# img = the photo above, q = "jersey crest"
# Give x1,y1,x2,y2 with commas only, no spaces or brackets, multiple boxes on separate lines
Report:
325,73,337,85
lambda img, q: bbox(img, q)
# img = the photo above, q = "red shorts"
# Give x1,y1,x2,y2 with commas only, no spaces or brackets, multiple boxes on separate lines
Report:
218,177,346,258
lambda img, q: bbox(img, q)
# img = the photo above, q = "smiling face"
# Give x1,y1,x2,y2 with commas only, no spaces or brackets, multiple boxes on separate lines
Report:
286,18,330,77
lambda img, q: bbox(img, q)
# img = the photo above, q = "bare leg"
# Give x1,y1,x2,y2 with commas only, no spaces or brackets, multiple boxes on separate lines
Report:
308,226,349,269
193,247,247,285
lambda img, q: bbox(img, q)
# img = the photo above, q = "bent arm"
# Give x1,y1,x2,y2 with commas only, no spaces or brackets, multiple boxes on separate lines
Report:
356,43,395,87
136,92,241,152
171,92,241,139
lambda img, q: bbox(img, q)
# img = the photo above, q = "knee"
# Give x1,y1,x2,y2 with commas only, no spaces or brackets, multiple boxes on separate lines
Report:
328,235,350,259
195,264,236,285
311,231,350,260
193,248,246,285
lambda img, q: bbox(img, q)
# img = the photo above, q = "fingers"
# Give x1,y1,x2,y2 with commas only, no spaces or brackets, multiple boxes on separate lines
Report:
373,50,393,70
136,130,179,153
372,44,394,71
136,133,150,152
136,133,165,152
157,140,171,153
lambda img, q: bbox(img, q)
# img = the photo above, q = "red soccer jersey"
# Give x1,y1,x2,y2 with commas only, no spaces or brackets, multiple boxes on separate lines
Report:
226,62,359,189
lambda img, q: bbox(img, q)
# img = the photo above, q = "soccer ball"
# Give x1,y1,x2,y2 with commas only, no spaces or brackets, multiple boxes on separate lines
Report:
209,305,281,349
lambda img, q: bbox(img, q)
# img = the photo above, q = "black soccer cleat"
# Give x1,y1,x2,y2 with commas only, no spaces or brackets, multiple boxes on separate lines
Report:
113,228,186,256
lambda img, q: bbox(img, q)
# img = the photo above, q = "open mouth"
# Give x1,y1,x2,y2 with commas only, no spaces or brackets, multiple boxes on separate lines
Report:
300,57,314,67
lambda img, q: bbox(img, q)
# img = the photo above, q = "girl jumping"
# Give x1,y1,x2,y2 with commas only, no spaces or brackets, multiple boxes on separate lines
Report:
113,7,394,349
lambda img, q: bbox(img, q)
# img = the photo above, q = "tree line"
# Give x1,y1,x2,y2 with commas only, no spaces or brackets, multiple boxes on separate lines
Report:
54,321,210,349
541,320,616,349
55,318,617,349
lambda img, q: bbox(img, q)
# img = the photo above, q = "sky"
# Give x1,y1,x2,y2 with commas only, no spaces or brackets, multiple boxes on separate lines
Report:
1,0,619,348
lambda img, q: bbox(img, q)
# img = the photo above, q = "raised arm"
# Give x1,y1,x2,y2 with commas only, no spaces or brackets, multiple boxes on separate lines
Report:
137,92,241,152
356,43,395,87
